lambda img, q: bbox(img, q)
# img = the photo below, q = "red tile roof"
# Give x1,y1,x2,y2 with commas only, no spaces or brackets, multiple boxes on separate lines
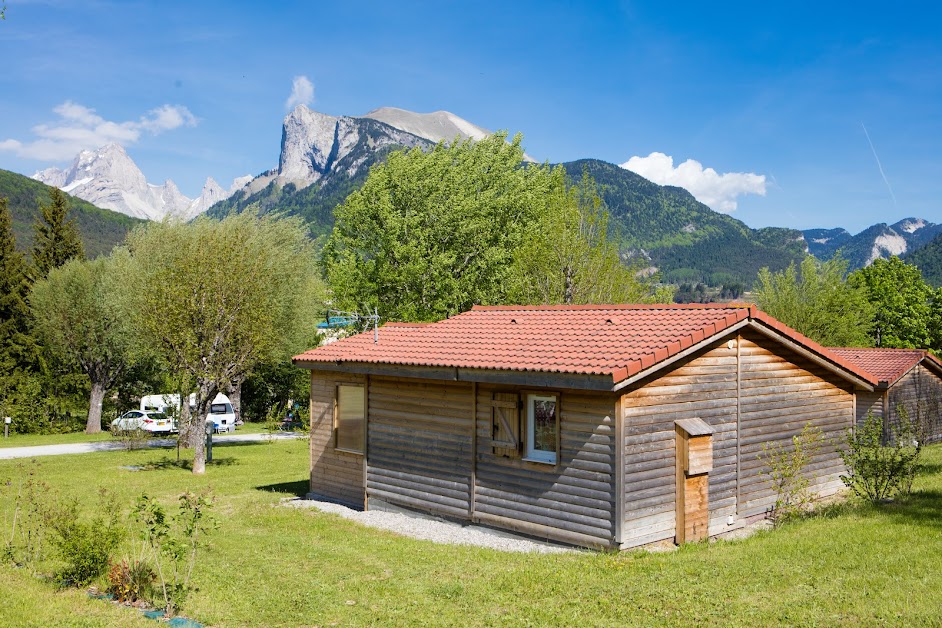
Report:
828,347,942,387
295,304,877,388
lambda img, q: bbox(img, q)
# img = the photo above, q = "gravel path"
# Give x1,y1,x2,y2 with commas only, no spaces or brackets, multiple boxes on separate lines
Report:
285,496,576,554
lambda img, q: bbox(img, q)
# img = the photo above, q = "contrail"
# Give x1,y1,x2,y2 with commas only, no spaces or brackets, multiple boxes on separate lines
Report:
861,122,899,212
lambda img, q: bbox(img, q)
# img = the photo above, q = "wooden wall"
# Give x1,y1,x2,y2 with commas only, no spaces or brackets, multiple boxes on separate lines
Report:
365,376,473,519
309,372,366,507
887,365,942,445
473,385,617,548
856,390,884,429
619,330,855,548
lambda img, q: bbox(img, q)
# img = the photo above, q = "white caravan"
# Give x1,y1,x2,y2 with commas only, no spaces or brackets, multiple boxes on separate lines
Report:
140,392,237,434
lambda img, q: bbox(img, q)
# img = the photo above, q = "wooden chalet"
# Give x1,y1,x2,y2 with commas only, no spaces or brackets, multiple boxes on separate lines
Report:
829,348,942,445
293,304,877,549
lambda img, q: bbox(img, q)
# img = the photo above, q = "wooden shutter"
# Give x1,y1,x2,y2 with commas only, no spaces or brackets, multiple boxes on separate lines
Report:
491,392,520,457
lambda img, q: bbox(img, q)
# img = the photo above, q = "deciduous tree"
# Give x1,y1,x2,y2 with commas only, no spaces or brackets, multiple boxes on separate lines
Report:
30,254,139,433
122,212,321,473
754,255,873,347
848,256,934,349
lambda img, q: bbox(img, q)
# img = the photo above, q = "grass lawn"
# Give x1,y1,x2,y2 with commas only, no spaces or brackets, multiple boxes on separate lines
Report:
1,439,941,626
0,430,116,448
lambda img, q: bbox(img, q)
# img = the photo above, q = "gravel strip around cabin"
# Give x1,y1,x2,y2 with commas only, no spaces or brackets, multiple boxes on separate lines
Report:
284,497,576,554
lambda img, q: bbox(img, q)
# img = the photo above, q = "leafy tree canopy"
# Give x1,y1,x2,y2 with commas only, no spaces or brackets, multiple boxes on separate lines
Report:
848,256,937,349
754,255,874,347
122,211,322,473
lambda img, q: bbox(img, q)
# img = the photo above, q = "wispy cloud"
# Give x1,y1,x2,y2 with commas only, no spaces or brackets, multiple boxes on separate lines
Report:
285,75,314,110
0,101,198,161
620,152,766,213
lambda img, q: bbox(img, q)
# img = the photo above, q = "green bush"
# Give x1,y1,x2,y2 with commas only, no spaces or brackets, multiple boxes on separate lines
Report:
760,422,824,525
839,409,921,502
48,490,124,586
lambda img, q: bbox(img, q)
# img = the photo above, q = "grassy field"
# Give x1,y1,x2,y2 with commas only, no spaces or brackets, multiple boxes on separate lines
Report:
0,438,941,626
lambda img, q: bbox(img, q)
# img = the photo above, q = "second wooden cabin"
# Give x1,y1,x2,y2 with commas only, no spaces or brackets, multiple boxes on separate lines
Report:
294,304,878,549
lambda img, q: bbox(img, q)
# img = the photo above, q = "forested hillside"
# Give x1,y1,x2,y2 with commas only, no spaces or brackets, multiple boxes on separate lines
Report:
905,232,942,287
0,169,143,257
561,160,807,284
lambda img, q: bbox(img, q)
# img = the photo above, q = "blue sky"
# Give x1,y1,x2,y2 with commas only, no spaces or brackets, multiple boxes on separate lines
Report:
0,1,940,233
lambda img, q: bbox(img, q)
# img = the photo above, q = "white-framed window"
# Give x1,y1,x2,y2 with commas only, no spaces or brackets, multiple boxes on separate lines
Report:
524,393,558,464
335,384,365,454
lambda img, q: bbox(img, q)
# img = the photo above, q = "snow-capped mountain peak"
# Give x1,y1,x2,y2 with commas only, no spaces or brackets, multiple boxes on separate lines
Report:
32,144,249,221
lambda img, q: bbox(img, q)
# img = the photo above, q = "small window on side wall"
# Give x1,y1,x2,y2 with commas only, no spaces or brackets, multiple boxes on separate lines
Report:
525,393,558,464
335,384,365,453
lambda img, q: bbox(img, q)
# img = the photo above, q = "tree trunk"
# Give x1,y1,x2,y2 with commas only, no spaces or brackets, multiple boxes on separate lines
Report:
226,378,243,425
564,264,574,304
190,384,216,475
85,380,106,434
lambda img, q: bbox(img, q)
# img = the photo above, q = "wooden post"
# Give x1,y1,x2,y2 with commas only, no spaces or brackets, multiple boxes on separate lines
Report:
675,418,714,544
470,381,477,519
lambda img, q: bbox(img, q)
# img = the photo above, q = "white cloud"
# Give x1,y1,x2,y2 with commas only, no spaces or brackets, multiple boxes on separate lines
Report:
285,75,315,110
620,152,766,213
0,101,198,161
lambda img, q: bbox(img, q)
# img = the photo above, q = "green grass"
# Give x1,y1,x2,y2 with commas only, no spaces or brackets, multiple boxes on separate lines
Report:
1,440,942,626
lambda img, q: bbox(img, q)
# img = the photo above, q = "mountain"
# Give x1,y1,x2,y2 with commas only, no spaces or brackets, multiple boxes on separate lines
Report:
904,232,942,287
803,218,942,269
0,168,144,257
32,143,249,221
208,106,808,284
563,160,807,285
206,106,434,235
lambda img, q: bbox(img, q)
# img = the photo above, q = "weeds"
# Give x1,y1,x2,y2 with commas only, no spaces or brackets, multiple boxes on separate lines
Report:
760,422,823,525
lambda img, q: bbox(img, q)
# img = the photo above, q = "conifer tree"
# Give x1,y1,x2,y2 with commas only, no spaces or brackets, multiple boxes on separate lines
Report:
31,187,84,279
0,197,37,376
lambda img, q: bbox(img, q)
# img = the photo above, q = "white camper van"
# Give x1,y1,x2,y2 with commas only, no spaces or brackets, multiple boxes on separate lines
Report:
140,392,237,434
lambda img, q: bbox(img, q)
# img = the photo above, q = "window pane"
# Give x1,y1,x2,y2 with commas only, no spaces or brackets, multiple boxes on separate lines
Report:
337,385,364,452
526,394,557,463
532,398,557,453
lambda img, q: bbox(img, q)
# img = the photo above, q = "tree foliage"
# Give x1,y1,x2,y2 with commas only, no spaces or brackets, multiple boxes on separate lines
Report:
322,133,553,321
848,256,937,349
754,255,873,346
122,212,322,473
31,188,84,279
0,197,36,377
30,255,140,433
322,135,671,322
512,169,673,305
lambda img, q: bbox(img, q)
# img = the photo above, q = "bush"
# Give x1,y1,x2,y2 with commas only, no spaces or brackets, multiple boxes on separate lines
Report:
839,409,921,502
107,558,156,603
48,490,124,586
760,422,823,525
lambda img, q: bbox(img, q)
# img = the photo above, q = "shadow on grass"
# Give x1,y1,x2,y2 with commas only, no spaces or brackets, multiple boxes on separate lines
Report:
141,456,238,471
255,480,309,497
877,489,942,529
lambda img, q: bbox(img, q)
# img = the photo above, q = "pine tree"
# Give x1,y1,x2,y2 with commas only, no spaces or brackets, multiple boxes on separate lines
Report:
31,187,84,279
0,197,37,375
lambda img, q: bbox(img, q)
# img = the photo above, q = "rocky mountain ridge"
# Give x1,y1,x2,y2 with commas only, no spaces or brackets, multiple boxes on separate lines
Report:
803,218,942,270
32,143,250,221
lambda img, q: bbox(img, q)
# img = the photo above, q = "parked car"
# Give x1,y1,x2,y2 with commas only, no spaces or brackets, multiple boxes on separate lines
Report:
111,410,175,435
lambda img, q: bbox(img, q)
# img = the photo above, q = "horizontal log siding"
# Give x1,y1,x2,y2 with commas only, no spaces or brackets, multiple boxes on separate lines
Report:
309,372,366,507
620,340,738,547
855,390,884,430
887,365,942,445
737,332,853,516
365,377,473,519
474,385,618,547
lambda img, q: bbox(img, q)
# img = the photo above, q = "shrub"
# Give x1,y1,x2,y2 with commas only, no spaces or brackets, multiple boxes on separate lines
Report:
48,489,125,586
112,424,151,451
760,422,823,525
133,490,216,617
107,558,156,603
839,409,921,502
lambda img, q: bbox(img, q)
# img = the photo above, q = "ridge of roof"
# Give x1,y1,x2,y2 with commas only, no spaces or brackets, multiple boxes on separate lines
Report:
296,304,877,389
470,303,752,312
829,346,941,386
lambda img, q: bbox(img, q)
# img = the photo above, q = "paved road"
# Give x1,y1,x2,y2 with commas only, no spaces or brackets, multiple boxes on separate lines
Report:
0,432,303,460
